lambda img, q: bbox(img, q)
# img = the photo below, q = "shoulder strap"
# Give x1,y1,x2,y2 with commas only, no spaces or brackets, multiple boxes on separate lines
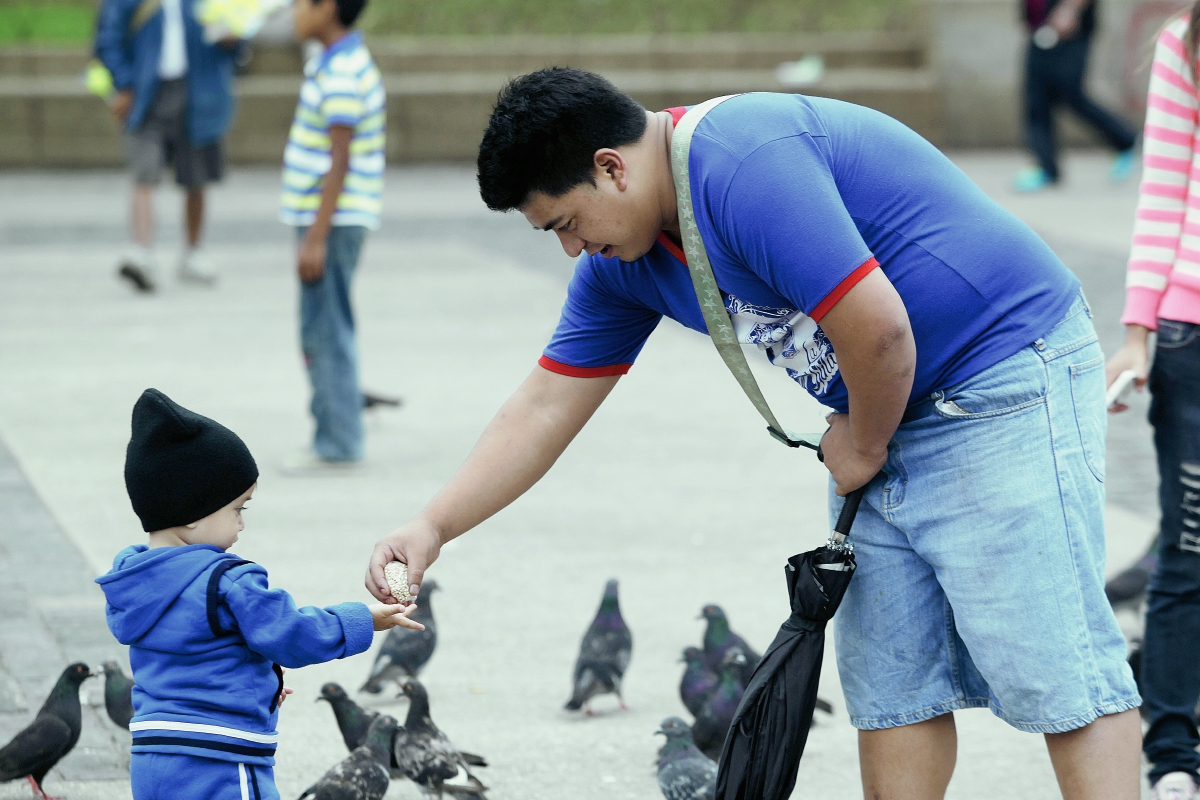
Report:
668,96,814,450
206,558,251,637
130,0,162,36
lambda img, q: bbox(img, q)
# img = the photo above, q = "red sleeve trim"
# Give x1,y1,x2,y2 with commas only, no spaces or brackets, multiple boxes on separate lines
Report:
538,355,631,378
665,106,687,125
809,257,880,322
657,232,688,265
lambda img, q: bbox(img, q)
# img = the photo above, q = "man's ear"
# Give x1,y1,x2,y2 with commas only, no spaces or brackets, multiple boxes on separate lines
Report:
593,149,629,191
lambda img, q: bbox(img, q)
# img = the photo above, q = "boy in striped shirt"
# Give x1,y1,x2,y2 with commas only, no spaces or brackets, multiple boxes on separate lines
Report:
280,0,384,470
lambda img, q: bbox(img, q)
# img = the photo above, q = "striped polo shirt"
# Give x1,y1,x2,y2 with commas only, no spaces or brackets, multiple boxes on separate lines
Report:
280,31,385,229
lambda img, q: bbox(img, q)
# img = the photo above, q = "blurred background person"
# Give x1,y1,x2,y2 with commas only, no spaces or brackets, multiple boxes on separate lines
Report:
1106,6,1200,799
1015,0,1137,192
95,0,240,292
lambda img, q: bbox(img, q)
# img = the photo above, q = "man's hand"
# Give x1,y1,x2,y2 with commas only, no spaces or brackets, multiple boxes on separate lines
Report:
367,518,443,604
111,89,133,125
370,602,425,631
297,230,327,283
1048,2,1082,37
1105,324,1150,413
821,413,887,496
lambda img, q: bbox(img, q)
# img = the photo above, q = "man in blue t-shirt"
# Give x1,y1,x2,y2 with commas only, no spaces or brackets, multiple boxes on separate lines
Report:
366,69,1140,797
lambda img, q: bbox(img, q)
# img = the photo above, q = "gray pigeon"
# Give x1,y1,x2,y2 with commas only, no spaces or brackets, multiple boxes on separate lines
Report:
565,579,632,714
656,717,717,800
298,714,396,800
393,680,488,798
691,650,746,761
360,580,439,693
700,604,760,684
0,663,92,799
102,661,134,730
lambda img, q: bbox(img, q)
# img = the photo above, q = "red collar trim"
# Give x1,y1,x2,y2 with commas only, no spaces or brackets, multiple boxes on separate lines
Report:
657,232,688,265
665,106,687,125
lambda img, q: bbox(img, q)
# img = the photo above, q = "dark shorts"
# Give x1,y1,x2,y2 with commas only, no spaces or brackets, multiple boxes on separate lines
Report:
126,78,224,189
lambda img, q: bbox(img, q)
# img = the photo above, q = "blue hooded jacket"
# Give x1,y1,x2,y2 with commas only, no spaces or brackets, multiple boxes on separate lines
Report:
96,544,374,766
93,0,239,144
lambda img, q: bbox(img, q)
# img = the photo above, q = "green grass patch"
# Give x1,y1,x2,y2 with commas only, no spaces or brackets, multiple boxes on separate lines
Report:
360,0,913,36
0,2,94,45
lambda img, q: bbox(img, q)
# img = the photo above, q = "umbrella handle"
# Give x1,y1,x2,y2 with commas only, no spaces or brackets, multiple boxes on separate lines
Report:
833,486,866,538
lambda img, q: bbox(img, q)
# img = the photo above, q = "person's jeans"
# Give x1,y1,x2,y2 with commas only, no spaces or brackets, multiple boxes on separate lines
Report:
1024,36,1137,181
1143,319,1200,784
297,225,366,462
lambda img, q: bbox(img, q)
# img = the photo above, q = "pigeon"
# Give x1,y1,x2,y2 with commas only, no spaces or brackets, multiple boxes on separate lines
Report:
678,647,719,718
318,683,487,770
1106,543,1157,611
699,604,760,684
0,662,92,799
298,714,396,800
656,717,717,800
101,661,134,730
690,651,746,761
393,679,488,798
360,580,439,694
565,578,633,714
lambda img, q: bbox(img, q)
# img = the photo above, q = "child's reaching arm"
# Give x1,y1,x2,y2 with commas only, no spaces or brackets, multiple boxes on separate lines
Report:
220,566,423,668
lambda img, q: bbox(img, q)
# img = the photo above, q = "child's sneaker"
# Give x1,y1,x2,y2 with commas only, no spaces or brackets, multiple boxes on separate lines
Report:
1111,148,1137,183
1014,166,1054,193
178,247,218,286
1153,772,1199,800
117,247,157,293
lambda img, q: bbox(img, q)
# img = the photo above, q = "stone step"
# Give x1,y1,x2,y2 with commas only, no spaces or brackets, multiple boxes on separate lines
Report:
0,31,925,77
0,66,939,167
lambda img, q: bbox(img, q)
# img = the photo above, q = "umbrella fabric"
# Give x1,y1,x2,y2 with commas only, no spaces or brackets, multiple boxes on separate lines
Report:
714,544,856,800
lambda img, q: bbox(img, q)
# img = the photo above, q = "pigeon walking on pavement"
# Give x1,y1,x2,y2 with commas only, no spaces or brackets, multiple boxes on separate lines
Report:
690,651,746,761
699,604,760,684
678,647,719,718
101,661,134,730
393,680,488,798
656,717,717,800
298,714,396,800
565,578,633,714
360,580,439,694
0,662,92,799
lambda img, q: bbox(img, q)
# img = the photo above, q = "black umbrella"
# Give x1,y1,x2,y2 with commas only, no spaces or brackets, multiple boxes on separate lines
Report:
713,473,866,800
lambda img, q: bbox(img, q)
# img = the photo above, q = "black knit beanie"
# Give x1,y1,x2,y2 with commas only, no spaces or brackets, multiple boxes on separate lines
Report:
125,389,259,532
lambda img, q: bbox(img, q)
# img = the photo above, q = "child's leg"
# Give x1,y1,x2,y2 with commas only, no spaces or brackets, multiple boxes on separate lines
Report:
131,753,279,800
298,225,367,462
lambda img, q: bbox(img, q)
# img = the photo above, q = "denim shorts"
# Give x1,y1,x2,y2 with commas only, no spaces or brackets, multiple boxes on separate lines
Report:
831,293,1141,733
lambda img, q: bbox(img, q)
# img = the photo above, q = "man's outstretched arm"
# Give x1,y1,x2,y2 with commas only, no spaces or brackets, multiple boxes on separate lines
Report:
366,367,620,602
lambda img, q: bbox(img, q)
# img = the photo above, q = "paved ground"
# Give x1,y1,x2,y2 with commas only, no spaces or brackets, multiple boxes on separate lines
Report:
0,150,1163,799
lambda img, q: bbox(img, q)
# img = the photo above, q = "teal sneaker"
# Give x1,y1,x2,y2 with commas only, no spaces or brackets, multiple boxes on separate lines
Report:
1110,148,1136,183
1014,166,1054,193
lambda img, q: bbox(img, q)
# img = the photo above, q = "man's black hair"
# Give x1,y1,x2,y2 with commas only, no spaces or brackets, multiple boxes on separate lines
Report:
331,0,367,27
477,68,648,211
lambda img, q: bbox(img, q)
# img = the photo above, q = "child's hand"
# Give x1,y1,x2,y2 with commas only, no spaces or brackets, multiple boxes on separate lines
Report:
277,686,294,707
371,602,424,632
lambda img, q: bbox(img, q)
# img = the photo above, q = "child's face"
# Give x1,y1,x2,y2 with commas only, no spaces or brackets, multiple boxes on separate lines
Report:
292,0,337,41
184,484,255,551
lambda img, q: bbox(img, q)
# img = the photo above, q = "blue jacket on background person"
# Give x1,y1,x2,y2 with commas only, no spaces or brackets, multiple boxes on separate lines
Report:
94,0,238,144
96,543,374,766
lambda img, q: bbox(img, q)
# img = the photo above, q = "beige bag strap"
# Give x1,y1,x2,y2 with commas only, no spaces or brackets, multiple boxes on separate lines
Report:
130,0,162,35
668,95,817,450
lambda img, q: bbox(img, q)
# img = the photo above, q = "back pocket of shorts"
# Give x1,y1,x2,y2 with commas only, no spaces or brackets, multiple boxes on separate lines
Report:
1070,355,1106,482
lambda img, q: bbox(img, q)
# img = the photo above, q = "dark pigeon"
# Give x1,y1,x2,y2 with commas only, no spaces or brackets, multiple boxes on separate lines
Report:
678,647,719,718
393,679,488,798
318,683,487,771
691,651,746,761
298,714,395,800
360,580,439,693
565,579,633,714
700,605,760,684
0,663,92,799
656,717,716,800
101,661,134,730
1106,545,1157,611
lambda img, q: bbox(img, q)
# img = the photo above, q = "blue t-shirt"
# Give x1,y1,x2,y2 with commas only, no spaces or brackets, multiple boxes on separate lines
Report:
540,93,1079,413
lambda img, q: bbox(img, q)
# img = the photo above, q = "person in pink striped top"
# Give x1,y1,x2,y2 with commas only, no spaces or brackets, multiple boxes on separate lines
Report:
1107,8,1200,800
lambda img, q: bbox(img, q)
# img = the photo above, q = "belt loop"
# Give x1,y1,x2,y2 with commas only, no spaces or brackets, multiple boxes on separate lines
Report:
1034,338,1046,351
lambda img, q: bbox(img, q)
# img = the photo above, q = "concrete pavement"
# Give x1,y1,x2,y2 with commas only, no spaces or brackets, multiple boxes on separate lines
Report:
0,149,1161,799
